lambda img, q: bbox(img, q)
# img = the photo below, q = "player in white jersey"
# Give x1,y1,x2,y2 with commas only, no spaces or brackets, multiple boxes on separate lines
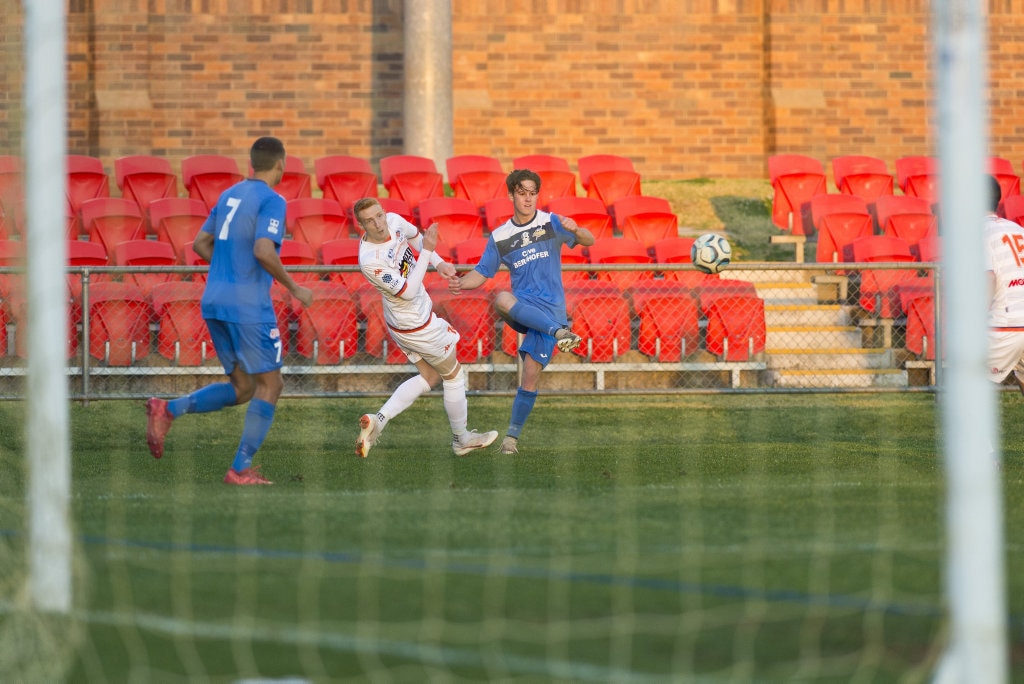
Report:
353,197,498,457
984,174,1024,394
447,169,595,455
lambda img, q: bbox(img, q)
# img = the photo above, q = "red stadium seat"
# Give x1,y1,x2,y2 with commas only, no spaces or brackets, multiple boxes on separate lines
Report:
874,195,938,253
587,237,653,289
320,237,363,290
66,239,110,303
417,197,485,244
286,197,350,254
86,281,153,366
652,236,713,287
483,197,514,231
810,194,874,263
851,235,918,318
897,279,937,360
7,292,80,359
700,290,766,361
79,197,147,261
360,296,408,364
278,238,320,285
150,281,215,366
379,154,445,213
830,155,894,205
567,287,632,362
148,197,208,263
445,154,506,211
113,239,181,299
989,156,1020,206
612,195,678,250
512,154,577,208
894,156,939,204
628,281,701,362
431,286,498,363
547,196,615,241
0,239,23,304
768,154,827,234
271,155,313,202
182,240,210,284
314,155,379,215
114,155,178,215
292,282,359,364
577,154,643,210
181,155,244,211
67,155,111,230
1002,194,1024,227
559,243,590,283
377,197,416,226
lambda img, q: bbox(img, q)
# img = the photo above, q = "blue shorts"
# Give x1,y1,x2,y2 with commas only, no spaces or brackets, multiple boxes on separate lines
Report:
206,319,283,376
505,319,557,368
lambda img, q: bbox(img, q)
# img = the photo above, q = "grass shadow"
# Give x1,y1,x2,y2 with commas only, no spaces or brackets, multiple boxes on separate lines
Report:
710,195,792,262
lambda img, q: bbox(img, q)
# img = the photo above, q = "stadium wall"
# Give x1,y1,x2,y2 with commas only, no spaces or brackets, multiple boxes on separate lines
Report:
2,1,1024,180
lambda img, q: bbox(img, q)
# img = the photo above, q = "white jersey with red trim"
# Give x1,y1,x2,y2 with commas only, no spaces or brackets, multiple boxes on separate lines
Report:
984,214,1024,327
359,213,433,331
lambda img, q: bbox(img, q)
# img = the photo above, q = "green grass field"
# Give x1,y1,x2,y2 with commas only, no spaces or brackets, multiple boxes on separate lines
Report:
1,393,1022,682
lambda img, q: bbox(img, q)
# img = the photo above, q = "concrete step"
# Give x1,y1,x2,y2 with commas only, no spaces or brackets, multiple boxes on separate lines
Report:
765,303,850,326
726,269,810,285
767,326,862,348
751,282,819,304
767,367,908,388
766,347,894,370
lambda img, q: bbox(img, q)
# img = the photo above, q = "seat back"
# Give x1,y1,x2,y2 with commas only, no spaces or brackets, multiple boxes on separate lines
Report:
148,197,208,261
483,197,514,230
851,235,918,317
417,197,484,244
587,237,653,288
181,155,244,211
271,155,313,201
446,155,506,210
631,285,700,361
989,156,1021,201
114,239,180,298
66,239,110,301
286,197,350,252
87,281,152,365
568,293,632,362
278,239,319,284
320,238,363,289
292,282,359,364
703,294,766,361
577,154,636,187
150,281,215,366
114,155,178,213
612,196,678,250
831,155,893,202
314,155,379,213
79,197,147,261
433,289,498,362
379,155,444,212
652,237,711,286
511,155,576,208
67,155,111,222
769,154,827,234
894,156,939,202
548,196,614,241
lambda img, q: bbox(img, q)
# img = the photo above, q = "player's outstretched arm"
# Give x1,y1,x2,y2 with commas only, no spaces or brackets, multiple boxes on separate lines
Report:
450,269,487,294
558,215,595,247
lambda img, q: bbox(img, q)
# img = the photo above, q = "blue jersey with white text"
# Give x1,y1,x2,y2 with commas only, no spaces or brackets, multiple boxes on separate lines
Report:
475,211,576,323
199,179,286,324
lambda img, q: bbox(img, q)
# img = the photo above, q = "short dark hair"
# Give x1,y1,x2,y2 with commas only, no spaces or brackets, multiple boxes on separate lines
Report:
987,174,1003,213
250,136,286,172
506,168,541,195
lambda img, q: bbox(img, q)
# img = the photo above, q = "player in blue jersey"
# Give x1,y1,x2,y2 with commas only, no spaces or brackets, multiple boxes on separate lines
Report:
447,168,594,454
145,137,314,485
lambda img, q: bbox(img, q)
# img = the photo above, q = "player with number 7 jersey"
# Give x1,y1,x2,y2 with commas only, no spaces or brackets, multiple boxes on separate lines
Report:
145,137,314,485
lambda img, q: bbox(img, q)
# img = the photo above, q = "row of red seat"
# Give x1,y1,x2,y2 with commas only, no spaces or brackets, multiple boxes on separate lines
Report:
0,151,662,234
769,153,1024,239
0,277,769,367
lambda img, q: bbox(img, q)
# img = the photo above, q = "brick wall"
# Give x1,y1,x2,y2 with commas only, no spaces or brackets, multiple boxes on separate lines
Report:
2,0,1023,181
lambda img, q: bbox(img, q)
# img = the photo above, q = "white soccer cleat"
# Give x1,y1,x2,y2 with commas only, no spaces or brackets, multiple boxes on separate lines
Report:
355,413,381,458
554,327,582,353
452,429,499,456
498,435,519,455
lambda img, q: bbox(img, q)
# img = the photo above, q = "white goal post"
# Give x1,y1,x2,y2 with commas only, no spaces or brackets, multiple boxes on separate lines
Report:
933,0,1008,681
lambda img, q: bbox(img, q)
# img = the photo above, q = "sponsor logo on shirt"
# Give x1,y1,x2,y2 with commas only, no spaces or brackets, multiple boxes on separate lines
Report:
268,218,280,234
1009,278,1024,287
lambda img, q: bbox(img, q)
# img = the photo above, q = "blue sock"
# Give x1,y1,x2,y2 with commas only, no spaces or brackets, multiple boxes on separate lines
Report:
509,302,560,336
231,398,276,473
168,382,237,418
507,388,538,439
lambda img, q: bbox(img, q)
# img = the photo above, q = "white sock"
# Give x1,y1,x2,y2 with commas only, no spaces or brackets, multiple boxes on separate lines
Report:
378,375,431,428
442,369,468,437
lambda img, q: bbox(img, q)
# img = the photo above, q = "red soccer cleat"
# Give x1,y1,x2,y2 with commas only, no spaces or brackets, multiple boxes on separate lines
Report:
145,397,173,459
224,465,273,485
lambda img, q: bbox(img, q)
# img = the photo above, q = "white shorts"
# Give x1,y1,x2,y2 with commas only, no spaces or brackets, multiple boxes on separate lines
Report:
388,313,460,371
988,328,1024,383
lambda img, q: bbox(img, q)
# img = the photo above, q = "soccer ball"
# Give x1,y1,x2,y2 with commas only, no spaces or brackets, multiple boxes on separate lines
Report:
691,233,732,274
